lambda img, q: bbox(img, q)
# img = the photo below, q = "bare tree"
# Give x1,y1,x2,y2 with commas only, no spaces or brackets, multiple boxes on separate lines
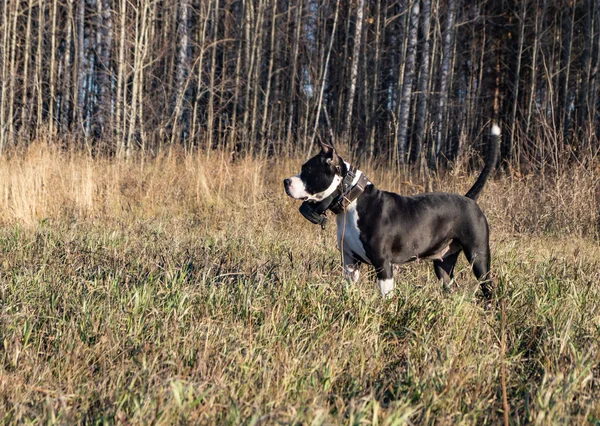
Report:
308,0,340,156
76,0,86,138
434,0,457,162
21,0,34,131
260,0,278,147
7,0,21,145
507,0,526,163
172,0,190,145
343,0,364,145
286,1,303,151
116,0,127,156
207,0,220,152
526,0,545,139
94,0,113,139
397,0,420,165
413,0,432,167
0,0,9,152
0,0,596,170
558,0,575,144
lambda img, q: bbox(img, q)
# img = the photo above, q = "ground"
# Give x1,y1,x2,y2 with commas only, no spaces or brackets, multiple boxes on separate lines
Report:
0,146,599,424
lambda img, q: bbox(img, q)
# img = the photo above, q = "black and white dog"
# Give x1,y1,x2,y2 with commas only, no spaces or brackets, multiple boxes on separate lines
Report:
284,124,500,300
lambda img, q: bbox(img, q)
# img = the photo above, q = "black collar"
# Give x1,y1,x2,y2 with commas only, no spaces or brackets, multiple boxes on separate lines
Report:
339,165,357,193
328,166,368,214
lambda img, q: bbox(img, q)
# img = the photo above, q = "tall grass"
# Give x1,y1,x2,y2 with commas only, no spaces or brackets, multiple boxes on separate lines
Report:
0,142,597,236
0,142,599,423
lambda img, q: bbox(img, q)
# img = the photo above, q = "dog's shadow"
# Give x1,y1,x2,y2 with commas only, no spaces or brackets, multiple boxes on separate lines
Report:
327,297,429,415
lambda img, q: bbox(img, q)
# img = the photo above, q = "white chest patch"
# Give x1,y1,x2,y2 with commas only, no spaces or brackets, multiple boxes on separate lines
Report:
336,200,370,265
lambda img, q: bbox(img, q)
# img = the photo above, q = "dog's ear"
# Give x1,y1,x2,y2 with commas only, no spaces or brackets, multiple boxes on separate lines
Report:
319,140,335,157
325,150,342,170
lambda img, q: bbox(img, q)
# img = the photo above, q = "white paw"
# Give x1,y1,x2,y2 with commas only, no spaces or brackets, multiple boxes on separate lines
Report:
378,278,394,298
344,265,360,284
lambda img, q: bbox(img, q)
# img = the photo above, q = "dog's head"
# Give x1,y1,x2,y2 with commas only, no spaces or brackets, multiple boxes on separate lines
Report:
283,142,346,202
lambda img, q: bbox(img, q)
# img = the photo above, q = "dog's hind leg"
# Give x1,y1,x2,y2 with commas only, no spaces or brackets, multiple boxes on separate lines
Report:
433,251,460,292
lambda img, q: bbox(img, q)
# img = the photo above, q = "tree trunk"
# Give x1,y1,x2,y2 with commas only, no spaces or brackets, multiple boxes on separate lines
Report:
249,0,265,152
8,0,21,145
116,0,126,157
0,0,9,152
172,0,190,145
95,0,113,140
191,1,211,148
48,0,58,136
242,0,255,148
413,0,431,167
60,0,74,132
343,0,365,146
577,0,593,140
433,0,456,162
21,0,34,133
126,0,148,157
397,0,420,165
76,0,86,139
589,3,600,136
286,1,303,150
308,0,340,156
558,0,575,144
227,1,241,150
334,8,353,137
507,0,526,165
207,0,221,152
260,0,278,147
526,0,544,140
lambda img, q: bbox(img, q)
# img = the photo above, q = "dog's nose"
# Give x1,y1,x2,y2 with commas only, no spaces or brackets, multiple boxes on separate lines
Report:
283,178,291,189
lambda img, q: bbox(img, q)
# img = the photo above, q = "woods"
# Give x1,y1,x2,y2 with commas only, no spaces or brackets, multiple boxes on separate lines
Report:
0,0,598,167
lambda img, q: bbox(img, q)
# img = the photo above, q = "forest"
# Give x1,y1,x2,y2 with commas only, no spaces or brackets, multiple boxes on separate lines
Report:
1,0,598,168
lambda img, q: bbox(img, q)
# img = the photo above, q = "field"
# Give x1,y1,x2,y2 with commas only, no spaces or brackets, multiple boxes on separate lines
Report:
1,144,600,424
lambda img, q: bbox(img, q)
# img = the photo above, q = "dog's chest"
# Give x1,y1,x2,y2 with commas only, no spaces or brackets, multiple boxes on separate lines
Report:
336,203,370,264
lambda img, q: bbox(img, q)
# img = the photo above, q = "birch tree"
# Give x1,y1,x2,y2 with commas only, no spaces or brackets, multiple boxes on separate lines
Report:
343,0,364,145
434,0,457,161
397,0,420,165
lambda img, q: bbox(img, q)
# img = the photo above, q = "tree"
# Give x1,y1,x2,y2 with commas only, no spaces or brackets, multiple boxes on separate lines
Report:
397,0,420,165
434,0,457,163
343,0,364,145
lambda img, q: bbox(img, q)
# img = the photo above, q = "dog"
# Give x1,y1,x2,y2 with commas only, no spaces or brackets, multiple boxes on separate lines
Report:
284,124,500,300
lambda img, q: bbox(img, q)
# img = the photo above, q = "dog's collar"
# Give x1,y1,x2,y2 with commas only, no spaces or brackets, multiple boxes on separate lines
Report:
329,167,369,214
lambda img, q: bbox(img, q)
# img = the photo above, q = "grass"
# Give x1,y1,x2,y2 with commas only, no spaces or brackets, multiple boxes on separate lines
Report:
0,143,599,424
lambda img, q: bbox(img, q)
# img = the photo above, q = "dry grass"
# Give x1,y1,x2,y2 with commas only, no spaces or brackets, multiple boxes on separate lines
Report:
0,142,599,424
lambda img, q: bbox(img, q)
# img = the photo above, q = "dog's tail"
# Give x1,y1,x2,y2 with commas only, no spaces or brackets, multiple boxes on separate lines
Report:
465,123,500,201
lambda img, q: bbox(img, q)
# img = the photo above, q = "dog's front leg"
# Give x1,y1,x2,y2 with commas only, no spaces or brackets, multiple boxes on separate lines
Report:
342,253,360,286
374,260,394,298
